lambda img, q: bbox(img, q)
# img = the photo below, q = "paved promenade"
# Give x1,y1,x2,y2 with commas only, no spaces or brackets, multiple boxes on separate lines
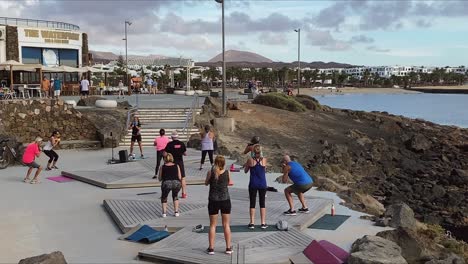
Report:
0,145,391,263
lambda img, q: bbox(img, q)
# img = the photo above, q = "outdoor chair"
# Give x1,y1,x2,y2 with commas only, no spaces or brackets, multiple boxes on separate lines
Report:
18,85,31,99
2,88,16,100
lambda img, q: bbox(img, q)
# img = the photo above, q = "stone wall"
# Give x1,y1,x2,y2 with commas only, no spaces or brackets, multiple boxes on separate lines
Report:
5,26,19,61
82,33,89,66
0,99,98,143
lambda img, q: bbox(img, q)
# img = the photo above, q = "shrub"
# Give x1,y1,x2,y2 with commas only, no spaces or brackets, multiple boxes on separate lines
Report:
252,93,306,112
294,94,322,110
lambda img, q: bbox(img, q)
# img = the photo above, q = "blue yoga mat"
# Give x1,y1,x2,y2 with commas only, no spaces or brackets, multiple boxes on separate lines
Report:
126,225,170,243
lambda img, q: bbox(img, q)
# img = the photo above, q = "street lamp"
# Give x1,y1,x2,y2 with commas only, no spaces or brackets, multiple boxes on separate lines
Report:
294,28,301,94
124,21,132,85
215,0,226,116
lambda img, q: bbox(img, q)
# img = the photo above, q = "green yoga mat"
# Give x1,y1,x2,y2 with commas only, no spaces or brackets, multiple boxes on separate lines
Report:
308,214,351,230
199,225,278,233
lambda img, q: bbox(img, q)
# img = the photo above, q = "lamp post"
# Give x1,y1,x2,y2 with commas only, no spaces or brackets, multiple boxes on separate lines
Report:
124,21,132,86
294,28,301,94
215,0,226,116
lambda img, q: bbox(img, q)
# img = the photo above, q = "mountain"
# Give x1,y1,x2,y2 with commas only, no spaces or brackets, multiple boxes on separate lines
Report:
196,60,356,69
90,51,168,64
208,50,273,63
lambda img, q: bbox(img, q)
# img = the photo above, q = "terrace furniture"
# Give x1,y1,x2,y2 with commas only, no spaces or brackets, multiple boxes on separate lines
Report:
18,85,31,99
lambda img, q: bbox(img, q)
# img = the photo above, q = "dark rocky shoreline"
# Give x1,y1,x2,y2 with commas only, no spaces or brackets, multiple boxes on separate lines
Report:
308,109,468,240
195,97,467,244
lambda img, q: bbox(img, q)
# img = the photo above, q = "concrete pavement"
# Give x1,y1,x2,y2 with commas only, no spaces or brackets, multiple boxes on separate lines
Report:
0,146,391,263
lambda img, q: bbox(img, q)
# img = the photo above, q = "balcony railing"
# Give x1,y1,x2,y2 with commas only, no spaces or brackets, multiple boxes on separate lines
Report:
0,17,80,31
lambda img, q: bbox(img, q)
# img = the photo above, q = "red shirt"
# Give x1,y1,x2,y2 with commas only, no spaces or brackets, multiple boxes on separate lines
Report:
22,143,40,164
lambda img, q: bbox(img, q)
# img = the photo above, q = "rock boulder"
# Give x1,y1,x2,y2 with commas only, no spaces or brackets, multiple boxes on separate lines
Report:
385,203,417,231
77,96,107,106
18,251,67,264
376,228,424,263
349,235,407,264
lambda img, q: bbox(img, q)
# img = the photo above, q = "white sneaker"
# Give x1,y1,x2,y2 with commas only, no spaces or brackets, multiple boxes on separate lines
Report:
175,212,180,217
162,213,167,218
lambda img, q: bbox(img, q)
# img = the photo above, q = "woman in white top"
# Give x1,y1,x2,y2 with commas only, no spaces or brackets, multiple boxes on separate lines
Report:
199,125,215,170
43,130,61,170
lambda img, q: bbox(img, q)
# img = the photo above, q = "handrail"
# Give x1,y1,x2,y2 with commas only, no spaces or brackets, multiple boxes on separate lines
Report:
182,94,199,143
0,17,80,31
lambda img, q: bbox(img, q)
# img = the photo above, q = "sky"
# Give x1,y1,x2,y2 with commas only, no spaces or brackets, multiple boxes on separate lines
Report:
2,0,468,66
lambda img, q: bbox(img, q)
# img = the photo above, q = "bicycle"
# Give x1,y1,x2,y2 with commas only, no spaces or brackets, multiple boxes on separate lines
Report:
0,139,19,169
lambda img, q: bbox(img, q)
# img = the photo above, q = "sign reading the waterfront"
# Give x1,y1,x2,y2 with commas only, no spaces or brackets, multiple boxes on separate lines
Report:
24,29,80,44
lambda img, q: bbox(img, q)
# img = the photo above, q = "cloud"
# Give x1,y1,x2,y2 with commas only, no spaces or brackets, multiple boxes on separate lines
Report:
415,19,432,28
258,33,288,45
350,35,374,44
313,2,347,29
306,30,351,51
367,46,391,53
311,1,468,31
159,11,307,35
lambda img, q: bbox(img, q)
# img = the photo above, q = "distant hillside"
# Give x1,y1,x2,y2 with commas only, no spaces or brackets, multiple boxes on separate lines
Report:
208,50,273,63
197,61,356,69
90,51,168,64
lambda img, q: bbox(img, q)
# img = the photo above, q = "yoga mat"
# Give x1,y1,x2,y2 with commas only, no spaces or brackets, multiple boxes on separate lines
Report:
308,214,350,230
46,176,74,183
319,240,349,263
303,240,342,264
199,224,278,233
126,225,170,243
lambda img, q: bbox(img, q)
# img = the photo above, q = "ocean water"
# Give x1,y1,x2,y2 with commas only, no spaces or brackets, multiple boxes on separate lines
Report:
314,93,468,128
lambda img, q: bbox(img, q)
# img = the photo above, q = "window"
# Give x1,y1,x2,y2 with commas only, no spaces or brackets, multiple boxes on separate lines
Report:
59,49,78,67
22,47,42,64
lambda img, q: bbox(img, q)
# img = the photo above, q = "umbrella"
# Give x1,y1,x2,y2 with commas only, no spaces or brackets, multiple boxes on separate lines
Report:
79,66,110,73
0,60,32,88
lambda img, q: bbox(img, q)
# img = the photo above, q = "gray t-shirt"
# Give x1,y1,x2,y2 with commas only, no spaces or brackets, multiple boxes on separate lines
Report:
208,169,230,201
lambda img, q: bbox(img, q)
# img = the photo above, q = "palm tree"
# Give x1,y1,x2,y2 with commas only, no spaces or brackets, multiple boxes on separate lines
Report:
320,72,327,86
337,72,348,87
408,71,418,88
362,69,371,87
302,70,312,87
311,69,319,87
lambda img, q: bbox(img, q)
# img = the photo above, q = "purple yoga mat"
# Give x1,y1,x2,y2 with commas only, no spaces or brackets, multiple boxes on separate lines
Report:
303,240,342,264
319,240,349,263
46,176,75,183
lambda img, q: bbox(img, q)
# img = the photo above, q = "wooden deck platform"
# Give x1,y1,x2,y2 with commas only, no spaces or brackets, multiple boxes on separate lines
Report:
104,188,332,233
62,158,208,189
139,226,314,264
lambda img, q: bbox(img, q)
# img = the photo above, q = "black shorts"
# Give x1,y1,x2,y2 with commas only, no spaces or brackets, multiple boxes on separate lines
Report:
175,160,185,178
131,135,142,142
289,182,313,195
81,90,89,96
208,200,231,215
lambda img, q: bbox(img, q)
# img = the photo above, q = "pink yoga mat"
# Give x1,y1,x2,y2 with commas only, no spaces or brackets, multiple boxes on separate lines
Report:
319,240,349,263
303,240,342,264
46,176,75,183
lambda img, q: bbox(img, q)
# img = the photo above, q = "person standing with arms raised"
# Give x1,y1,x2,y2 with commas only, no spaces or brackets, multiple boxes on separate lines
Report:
129,116,143,159
244,144,268,229
165,131,188,198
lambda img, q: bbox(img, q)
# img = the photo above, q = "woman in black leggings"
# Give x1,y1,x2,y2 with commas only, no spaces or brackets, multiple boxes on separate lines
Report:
158,153,182,217
43,131,60,170
243,145,268,229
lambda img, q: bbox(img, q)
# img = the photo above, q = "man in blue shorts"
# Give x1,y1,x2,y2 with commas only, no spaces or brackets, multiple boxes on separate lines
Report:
281,155,314,215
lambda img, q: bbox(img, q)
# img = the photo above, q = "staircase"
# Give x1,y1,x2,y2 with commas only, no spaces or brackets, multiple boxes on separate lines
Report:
120,108,201,147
